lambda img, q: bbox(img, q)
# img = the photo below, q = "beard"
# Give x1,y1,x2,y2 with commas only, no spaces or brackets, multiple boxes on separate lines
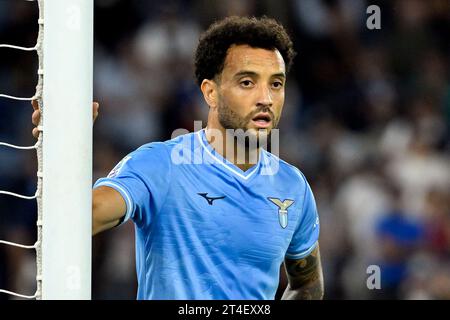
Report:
216,99,280,155
217,100,279,133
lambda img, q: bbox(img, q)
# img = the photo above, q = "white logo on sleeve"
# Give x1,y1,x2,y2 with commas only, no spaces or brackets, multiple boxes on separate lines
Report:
313,216,319,229
108,156,132,178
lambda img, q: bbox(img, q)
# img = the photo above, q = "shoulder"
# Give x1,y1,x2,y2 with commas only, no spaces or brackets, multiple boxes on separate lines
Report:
162,131,199,152
128,141,169,164
262,150,308,187
127,131,198,166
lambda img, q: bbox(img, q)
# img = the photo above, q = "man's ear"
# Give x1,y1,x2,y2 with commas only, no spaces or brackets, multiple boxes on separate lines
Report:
200,79,218,109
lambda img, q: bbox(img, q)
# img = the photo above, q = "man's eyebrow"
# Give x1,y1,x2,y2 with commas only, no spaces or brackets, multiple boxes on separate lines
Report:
272,72,286,79
234,71,259,78
233,71,286,78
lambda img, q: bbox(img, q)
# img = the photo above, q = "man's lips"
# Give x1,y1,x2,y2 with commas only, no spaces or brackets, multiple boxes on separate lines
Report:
251,113,273,128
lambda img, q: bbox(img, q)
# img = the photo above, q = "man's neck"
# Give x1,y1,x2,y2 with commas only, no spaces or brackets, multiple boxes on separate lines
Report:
205,126,260,172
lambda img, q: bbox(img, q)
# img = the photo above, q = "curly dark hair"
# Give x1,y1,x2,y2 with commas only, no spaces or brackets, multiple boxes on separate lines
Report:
194,16,296,86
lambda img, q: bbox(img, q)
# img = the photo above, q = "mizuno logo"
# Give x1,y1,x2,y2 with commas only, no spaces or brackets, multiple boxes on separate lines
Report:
198,193,226,206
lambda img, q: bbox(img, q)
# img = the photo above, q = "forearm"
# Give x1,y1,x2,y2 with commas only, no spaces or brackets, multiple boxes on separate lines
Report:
282,245,324,300
281,274,324,300
92,186,127,236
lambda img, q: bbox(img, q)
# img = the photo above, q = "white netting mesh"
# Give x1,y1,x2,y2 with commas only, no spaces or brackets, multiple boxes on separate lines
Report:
0,0,44,300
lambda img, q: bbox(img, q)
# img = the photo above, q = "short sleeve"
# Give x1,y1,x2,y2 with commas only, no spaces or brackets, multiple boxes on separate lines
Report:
285,177,320,260
93,143,171,228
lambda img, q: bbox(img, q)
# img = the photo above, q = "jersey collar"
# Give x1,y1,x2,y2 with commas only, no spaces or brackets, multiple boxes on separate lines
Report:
196,129,263,181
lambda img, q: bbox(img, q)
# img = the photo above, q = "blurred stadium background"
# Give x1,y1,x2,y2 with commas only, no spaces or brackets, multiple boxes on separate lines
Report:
0,0,449,300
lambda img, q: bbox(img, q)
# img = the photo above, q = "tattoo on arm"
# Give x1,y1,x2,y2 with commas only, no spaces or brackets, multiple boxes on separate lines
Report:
282,246,324,300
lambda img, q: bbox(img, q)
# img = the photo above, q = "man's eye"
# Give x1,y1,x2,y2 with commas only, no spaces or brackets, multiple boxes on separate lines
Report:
272,82,284,89
240,80,253,87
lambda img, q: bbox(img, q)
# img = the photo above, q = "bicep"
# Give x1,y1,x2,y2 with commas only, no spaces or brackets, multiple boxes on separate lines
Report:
92,186,127,235
284,245,323,290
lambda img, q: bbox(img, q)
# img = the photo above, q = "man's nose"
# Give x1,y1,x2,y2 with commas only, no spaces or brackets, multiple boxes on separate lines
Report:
256,85,273,108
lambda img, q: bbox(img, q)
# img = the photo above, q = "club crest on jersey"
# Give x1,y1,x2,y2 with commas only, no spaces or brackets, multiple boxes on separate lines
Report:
268,198,295,229
108,156,132,178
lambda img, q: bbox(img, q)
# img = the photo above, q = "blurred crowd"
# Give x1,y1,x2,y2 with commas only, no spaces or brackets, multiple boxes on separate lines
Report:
0,0,449,300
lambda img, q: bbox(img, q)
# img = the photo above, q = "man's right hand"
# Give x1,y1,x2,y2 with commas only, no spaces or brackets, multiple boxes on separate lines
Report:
31,100,100,138
30,100,127,235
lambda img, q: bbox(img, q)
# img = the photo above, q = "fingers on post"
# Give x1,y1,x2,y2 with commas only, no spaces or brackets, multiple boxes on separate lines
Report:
32,127,40,139
31,100,41,138
93,102,99,122
31,99,39,111
32,110,40,126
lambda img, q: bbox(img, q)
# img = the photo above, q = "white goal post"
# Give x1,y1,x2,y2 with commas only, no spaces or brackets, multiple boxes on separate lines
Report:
41,0,93,300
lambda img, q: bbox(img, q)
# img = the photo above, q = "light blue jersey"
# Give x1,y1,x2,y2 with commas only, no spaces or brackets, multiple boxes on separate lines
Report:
94,130,320,300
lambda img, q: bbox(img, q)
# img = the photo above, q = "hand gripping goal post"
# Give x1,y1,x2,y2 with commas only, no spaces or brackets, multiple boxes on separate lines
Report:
0,0,93,300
